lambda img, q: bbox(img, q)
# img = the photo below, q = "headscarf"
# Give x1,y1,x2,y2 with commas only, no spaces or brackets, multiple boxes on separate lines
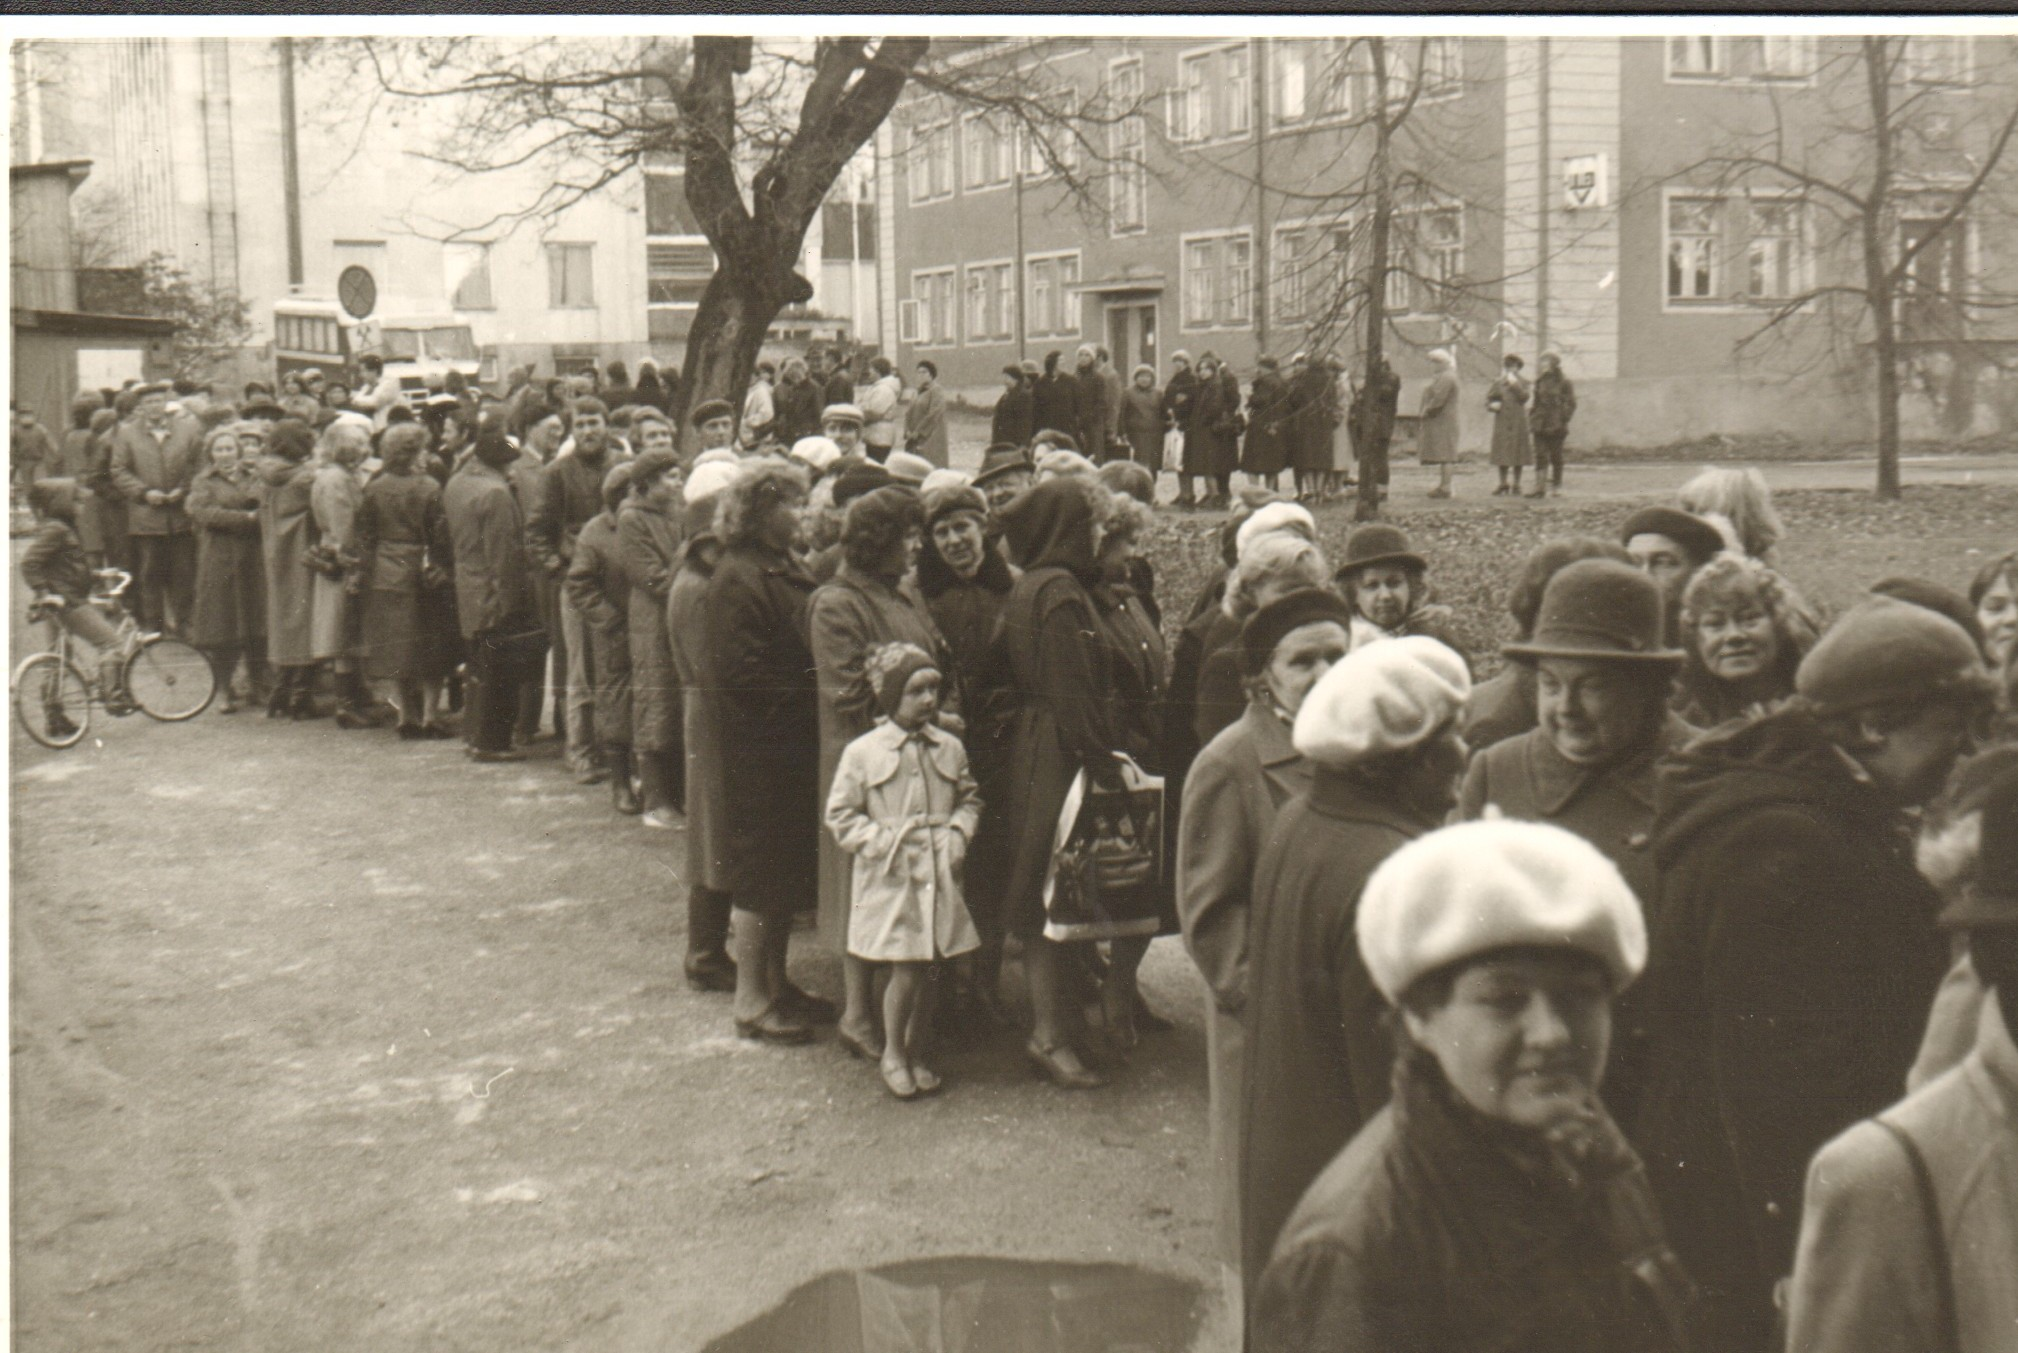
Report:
999,475,1105,580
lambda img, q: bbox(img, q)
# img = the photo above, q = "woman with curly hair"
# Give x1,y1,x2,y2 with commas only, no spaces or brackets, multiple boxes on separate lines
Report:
809,486,955,1058
706,459,828,1044
1673,552,1820,729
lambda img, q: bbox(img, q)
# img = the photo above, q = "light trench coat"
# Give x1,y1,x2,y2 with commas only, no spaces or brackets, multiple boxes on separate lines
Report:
825,720,983,964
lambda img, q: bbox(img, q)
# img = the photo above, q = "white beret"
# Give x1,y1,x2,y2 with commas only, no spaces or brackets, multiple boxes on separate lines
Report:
1292,635,1470,768
919,467,973,496
681,460,743,504
884,449,936,484
693,447,740,469
789,436,842,472
1357,819,1648,1002
1035,448,1098,479
1236,500,1317,558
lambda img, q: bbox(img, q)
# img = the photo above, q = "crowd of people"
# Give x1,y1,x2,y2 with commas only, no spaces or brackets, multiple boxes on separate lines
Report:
13,349,2018,1353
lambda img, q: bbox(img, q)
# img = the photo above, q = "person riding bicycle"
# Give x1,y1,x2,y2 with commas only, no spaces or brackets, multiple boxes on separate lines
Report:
22,479,133,725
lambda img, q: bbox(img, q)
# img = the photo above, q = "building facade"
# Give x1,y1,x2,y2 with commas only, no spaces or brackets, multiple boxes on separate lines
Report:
883,35,2018,449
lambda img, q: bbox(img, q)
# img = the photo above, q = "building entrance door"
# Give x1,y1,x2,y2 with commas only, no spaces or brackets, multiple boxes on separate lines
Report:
1105,301,1158,375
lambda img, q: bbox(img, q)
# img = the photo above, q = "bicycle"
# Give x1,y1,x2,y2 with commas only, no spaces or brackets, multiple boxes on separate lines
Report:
12,569,217,749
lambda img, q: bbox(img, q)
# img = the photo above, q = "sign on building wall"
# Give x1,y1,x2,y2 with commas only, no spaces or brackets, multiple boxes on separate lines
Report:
1563,154,1610,211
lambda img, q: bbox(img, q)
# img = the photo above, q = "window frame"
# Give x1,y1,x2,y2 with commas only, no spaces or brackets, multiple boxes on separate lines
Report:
1384,36,1464,108
961,110,1013,195
1171,41,1255,147
1180,227,1256,332
909,266,959,349
1743,192,1808,303
1903,35,1973,87
961,257,1016,345
906,113,958,206
646,241,715,310
444,241,495,312
1108,54,1149,236
1025,249,1083,340
1271,215,1352,328
1662,190,1728,311
1665,36,1725,81
545,241,596,310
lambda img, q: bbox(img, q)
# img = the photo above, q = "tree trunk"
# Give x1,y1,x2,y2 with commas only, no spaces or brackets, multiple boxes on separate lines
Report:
1863,37,1902,501
1357,39,1394,523
674,257,815,452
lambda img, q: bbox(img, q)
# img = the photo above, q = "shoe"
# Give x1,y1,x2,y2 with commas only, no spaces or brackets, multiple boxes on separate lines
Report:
419,723,454,740
880,1061,919,1100
397,722,425,741
779,984,839,1025
46,713,80,739
910,1063,942,1095
684,953,737,993
1026,1040,1106,1090
218,692,241,715
836,1026,882,1061
735,1007,813,1046
573,761,610,786
1524,487,1547,499
612,778,642,815
103,696,137,718
469,747,527,763
640,806,679,830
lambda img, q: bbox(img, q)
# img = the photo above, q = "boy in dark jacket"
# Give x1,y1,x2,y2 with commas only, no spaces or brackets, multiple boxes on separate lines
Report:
21,480,131,722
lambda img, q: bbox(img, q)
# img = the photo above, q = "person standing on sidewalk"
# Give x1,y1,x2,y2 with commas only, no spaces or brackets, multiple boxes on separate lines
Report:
1528,351,1577,497
1417,349,1460,500
445,423,540,762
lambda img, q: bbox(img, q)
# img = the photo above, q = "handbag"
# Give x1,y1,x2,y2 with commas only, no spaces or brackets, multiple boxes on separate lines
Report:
1041,752,1165,943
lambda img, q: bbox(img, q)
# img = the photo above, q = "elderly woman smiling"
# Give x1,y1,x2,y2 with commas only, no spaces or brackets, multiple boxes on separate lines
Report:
1251,820,1696,1353
1673,553,1819,729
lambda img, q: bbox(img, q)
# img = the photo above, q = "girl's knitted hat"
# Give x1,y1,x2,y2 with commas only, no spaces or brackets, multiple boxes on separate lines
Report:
866,641,939,719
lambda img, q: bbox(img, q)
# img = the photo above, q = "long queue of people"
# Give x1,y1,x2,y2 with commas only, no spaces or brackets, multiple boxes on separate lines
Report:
16,365,2018,1353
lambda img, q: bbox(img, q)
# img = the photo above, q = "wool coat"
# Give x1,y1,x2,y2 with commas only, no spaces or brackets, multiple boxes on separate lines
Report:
1785,998,2018,1353
1530,367,1578,441
1185,371,1241,477
256,456,318,665
1252,1051,1695,1353
1180,702,1314,1269
565,510,632,747
1119,384,1166,471
1488,373,1535,468
528,447,627,578
860,373,902,452
618,497,683,754
308,463,363,661
667,538,728,892
1417,370,1461,465
186,465,266,652
1070,366,1110,461
1460,664,1538,753
825,720,984,963
1286,364,1339,475
1633,707,1950,1353
774,374,824,448
109,417,202,535
1032,372,1077,443
706,542,822,918
991,382,1036,449
808,566,952,945
442,458,533,640
903,383,948,466
1242,370,1291,476
356,471,453,681
1238,770,1440,1299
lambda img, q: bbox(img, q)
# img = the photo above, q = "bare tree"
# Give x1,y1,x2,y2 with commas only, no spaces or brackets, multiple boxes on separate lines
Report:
312,36,1149,431
1671,35,2018,498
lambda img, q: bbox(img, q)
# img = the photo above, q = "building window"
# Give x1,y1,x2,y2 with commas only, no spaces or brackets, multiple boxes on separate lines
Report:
905,268,957,346
1273,224,1317,324
1666,36,1723,79
647,242,713,307
546,242,595,309
1904,36,1970,86
1182,229,1253,330
907,115,956,204
963,261,1014,343
1173,43,1253,144
1110,57,1148,234
1016,88,1081,181
1665,197,1722,302
1386,36,1462,103
1377,206,1463,315
1747,199,1805,300
1753,35,1815,80
962,113,1012,192
645,168,703,237
445,242,493,311
1026,252,1081,339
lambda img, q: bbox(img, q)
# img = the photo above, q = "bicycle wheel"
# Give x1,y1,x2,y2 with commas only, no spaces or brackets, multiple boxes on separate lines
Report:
13,653,91,749
124,636,216,721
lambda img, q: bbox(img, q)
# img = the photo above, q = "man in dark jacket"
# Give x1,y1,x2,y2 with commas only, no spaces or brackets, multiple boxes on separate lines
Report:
1239,636,1470,1302
990,363,1036,449
1071,345,1110,462
108,382,203,634
823,348,855,408
445,428,538,761
1031,350,1076,443
1634,598,1997,1351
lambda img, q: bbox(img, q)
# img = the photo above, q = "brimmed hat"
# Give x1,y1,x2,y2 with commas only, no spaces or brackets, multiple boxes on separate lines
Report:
1240,588,1356,679
884,449,936,484
821,402,865,427
1337,523,1427,577
1019,359,1041,378
600,460,636,508
974,445,1036,488
923,483,988,530
1292,635,1470,768
1620,506,1724,565
919,467,972,497
1502,559,1685,666
1002,363,1026,379
691,398,735,427
240,398,286,422
1938,760,2018,929
1357,820,1648,1003
1235,500,1317,558
1796,597,1990,717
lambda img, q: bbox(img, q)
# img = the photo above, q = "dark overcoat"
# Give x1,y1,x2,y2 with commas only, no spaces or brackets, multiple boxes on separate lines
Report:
442,458,533,640
1119,384,1165,471
706,542,821,918
921,554,1017,939
991,383,1036,449
186,465,266,651
357,470,454,681
1239,771,1438,1298
1488,373,1535,468
1285,365,1338,474
109,417,202,536
1633,707,1949,1352
1185,370,1241,477
1031,372,1077,441
1242,370,1291,476
565,510,632,746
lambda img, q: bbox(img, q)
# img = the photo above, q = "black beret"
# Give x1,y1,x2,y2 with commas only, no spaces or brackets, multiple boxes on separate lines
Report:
1240,588,1357,679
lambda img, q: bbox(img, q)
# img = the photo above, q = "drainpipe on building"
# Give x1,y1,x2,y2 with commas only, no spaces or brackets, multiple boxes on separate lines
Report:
1253,38,1269,356
278,36,304,290
1535,38,1551,360
1013,162,1027,362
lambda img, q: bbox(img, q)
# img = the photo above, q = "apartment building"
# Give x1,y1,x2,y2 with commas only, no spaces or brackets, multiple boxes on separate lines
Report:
882,35,2017,448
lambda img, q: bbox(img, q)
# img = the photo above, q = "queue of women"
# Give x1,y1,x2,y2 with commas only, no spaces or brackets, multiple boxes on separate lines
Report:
21,366,2018,1353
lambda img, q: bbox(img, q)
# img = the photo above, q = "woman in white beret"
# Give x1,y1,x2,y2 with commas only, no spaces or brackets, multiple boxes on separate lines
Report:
1250,820,1695,1353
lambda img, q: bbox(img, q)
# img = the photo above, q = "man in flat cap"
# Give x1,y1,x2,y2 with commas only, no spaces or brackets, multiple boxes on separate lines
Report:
108,379,203,634
821,403,866,460
691,399,738,454
1621,505,1726,646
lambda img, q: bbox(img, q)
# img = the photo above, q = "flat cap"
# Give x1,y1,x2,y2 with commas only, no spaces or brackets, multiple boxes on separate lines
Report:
1620,506,1725,565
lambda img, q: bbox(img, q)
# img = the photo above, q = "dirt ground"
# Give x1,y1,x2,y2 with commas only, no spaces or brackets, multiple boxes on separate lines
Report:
10,454,2015,1353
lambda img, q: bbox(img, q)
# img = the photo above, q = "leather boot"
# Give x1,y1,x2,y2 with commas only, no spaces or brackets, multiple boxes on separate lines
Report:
685,887,737,992
639,751,679,829
608,746,642,815
266,666,295,719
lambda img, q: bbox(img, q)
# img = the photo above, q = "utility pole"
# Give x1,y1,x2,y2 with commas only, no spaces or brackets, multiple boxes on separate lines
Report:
1535,38,1551,360
1253,38,1270,355
1013,152,1028,362
278,36,304,290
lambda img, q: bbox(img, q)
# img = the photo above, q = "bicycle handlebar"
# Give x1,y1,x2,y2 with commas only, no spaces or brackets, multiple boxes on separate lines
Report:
92,568,133,599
